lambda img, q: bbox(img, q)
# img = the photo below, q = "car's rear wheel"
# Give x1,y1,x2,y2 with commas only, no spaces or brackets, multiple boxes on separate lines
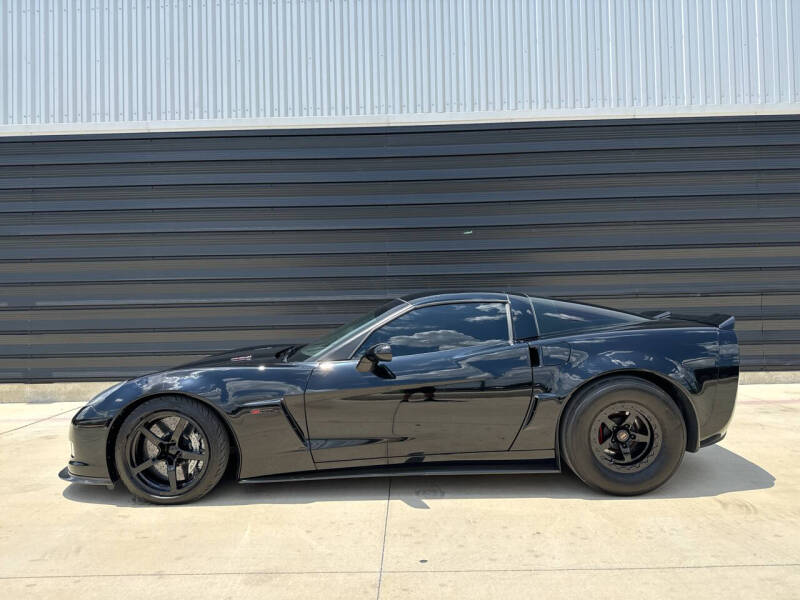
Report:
114,396,229,504
560,377,686,495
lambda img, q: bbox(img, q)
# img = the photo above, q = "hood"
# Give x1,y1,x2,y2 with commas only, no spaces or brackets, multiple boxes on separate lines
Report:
173,344,302,369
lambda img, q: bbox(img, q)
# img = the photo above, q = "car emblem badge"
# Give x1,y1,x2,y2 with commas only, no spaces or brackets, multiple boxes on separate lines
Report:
230,354,252,362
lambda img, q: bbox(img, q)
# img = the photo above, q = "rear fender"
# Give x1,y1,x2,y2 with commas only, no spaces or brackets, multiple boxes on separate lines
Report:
512,329,719,453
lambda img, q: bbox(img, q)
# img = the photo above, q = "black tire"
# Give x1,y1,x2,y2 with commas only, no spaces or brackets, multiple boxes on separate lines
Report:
560,377,686,496
114,396,229,505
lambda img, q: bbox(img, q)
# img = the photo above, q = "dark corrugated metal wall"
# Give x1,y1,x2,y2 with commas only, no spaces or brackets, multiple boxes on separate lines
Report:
2,115,799,381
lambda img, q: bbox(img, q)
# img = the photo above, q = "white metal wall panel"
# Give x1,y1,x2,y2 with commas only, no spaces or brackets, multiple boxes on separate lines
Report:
1,0,799,133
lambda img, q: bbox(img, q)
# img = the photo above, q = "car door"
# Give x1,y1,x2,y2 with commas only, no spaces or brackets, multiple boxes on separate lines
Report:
303,301,534,467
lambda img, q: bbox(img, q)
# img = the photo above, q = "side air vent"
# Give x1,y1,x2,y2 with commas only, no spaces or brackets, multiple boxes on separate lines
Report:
529,346,540,367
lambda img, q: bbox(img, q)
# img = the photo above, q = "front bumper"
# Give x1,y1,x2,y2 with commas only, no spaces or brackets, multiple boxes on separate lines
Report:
58,466,115,489
62,405,115,482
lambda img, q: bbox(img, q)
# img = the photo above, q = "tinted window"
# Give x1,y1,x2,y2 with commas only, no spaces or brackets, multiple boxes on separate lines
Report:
359,302,509,357
531,298,645,337
509,294,538,340
290,298,405,360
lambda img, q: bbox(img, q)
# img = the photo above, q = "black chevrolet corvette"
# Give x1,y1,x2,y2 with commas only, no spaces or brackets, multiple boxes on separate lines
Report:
60,291,739,504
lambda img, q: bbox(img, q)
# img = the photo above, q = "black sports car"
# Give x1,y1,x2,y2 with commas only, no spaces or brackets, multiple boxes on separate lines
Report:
60,291,739,504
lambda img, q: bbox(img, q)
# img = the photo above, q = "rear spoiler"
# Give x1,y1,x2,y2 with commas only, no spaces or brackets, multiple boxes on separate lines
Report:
639,310,735,330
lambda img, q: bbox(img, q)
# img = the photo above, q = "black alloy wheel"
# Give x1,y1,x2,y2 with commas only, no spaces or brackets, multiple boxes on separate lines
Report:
126,411,209,495
590,404,662,473
115,396,229,504
560,377,686,496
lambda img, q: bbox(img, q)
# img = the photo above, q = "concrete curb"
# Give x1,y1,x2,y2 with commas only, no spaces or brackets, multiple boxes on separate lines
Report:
1,371,799,403
738,371,800,384
0,382,120,404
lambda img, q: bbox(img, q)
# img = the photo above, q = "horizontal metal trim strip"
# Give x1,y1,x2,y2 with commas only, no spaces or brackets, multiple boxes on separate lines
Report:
2,189,799,213
0,324,330,335
3,117,800,163
7,288,800,304
3,137,800,167
4,238,800,262
6,212,800,237
3,114,800,142
7,261,800,286
4,165,800,190
5,292,798,313
5,241,800,262
5,244,800,262
2,191,799,221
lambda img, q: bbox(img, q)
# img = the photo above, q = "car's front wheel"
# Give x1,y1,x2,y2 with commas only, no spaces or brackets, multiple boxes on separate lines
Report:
114,396,229,504
560,376,686,495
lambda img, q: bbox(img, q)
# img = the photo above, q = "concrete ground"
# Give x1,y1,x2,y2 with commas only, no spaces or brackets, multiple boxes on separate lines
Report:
0,385,798,599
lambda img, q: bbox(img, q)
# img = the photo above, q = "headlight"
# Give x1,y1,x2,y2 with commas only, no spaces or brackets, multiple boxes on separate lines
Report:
88,381,126,406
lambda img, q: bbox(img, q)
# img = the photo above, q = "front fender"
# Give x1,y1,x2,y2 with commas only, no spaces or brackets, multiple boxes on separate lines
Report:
83,365,316,480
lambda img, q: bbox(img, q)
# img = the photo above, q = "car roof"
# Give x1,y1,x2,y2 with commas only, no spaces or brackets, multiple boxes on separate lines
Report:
398,290,528,305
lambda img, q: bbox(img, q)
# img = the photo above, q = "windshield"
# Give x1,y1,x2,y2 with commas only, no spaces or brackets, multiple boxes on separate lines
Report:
288,299,406,361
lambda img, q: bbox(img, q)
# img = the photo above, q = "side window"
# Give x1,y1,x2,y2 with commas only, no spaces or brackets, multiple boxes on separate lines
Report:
358,302,509,357
531,298,644,337
509,294,538,340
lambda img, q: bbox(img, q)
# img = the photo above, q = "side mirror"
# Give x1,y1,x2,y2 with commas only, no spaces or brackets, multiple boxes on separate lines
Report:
368,343,392,363
356,343,393,372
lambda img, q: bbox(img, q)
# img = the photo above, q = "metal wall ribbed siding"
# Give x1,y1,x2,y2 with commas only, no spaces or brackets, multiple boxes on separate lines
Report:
1,115,799,381
2,0,800,132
